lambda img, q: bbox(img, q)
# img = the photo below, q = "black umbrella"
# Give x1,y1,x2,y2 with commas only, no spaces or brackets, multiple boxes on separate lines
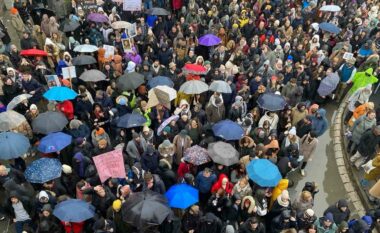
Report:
62,21,80,33
31,8,55,25
116,72,144,91
32,111,68,134
146,7,170,15
122,190,171,229
117,113,147,128
72,55,97,66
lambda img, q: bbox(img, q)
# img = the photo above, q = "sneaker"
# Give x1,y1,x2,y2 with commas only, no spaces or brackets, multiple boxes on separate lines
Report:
300,169,305,176
332,94,335,100
0,214,5,221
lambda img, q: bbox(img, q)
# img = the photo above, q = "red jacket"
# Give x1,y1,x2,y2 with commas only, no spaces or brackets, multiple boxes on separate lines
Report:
57,100,74,120
211,173,234,195
177,162,191,179
62,221,84,233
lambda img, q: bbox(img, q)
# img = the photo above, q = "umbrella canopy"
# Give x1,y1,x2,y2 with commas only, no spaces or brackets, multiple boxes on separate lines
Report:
319,22,341,34
72,55,97,66
116,72,145,91
246,159,282,187
0,132,30,160
320,4,341,12
20,49,48,57
25,158,62,183
157,115,179,136
146,7,170,15
122,190,171,228
209,80,232,93
0,110,27,131
79,69,106,82
257,93,287,111
43,86,78,101
317,72,340,96
182,64,207,75
165,184,198,209
7,94,32,110
147,86,177,109
62,21,80,32
183,145,210,165
73,44,99,53
87,13,109,23
32,111,68,134
179,80,209,94
117,113,147,128
38,132,72,153
53,199,95,222
212,120,244,140
111,21,133,29
198,34,221,46
148,76,174,88
208,141,239,166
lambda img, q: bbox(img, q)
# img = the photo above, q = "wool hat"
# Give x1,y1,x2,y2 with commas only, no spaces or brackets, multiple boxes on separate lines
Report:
112,199,122,211
62,164,72,174
132,132,139,139
29,104,38,111
38,191,49,201
95,127,105,135
126,61,136,72
70,119,82,130
41,204,52,213
116,95,128,106
324,212,334,222
277,190,290,207
305,209,315,217
289,127,297,136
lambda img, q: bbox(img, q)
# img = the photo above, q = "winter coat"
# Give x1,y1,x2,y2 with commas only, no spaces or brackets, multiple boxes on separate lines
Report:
349,68,378,94
197,213,223,233
323,200,351,225
12,120,33,139
291,107,308,126
126,138,147,160
206,96,226,124
182,210,202,233
240,196,257,223
232,182,252,199
106,207,131,233
351,115,376,144
47,0,67,19
292,195,313,215
141,151,159,173
157,159,176,190
195,171,217,194
314,217,338,233
299,134,318,161
9,13,25,48
348,102,372,127
211,173,234,195
173,134,192,165
258,112,279,130
207,194,228,219
364,154,380,180
358,127,380,158
310,108,328,137
4,191,35,220
238,220,266,233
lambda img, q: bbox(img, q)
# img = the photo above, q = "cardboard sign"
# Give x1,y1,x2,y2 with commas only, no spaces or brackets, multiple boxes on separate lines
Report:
93,149,126,183
62,66,77,80
123,0,142,11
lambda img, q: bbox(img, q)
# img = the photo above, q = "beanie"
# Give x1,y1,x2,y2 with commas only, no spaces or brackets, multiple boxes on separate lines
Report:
112,199,122,211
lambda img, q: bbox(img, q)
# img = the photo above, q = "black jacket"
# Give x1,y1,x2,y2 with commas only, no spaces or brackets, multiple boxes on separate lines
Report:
4,191,35,220
238,220,266,233
197,213,223,233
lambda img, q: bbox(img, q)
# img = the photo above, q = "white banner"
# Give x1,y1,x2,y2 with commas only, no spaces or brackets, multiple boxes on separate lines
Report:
123,0,142,11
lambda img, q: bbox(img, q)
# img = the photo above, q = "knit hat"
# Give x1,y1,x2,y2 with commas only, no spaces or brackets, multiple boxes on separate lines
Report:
62,164,72,174
38,191,49,201
289,127,297,136
29,104,38,111
95,127,105,135
179,129,188,137
75,137,84,145
69,119,82,129
277,190,290,207
324,212,334,222
225,225,235,233
305,209,314,217
126,61,136,72
98,139,107,147
112,199,122,211
10,7,18,15
116,95,128,106
41,204,52,213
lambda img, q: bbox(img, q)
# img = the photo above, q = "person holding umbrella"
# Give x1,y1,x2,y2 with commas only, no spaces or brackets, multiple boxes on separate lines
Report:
20,67,44,105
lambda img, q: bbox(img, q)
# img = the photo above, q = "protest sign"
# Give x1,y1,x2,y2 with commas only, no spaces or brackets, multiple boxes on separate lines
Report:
103,45,115,59
123,0,141,11
93,149,126,183
62,66,77,80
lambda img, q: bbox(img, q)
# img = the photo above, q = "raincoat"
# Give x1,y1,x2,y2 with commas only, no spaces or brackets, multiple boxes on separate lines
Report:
349,68,378,94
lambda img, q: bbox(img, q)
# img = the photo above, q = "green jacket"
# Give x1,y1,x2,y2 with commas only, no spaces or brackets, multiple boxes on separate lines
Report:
349,68,378,94
314,218,337,233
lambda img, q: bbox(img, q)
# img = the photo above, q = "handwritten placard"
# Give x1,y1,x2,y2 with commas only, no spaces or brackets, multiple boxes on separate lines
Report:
62,66,77,80
93,149,126,183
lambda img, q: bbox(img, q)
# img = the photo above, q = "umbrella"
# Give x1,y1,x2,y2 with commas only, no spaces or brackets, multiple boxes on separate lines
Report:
7,94,32,110
320,5,341,12
37,132,72,153
20,49,48,57
25,158,62,183
72,55,97,66
317,72,340,96
246,159,282,187
111,21,133,30
208,142,239,166
257,93,287,111
32,111,68,134
198,34,221,46
117,113,147,128
43,86,78,101
147,86,177,109
182,64,207,75
122,190,171,228
183,145,210,165
62,21,80,32
319,22,341,34
116,72,145,91
79,69,106,82
73,44,99,53
53,199,95,222
148,76,174,88
179,80,209,94
87,13,109,23
146,7,170,15
165,184,198,209
157,115,179,136
212,120,244,140
0,110,27,131
209,80,232,93
0,132,30,160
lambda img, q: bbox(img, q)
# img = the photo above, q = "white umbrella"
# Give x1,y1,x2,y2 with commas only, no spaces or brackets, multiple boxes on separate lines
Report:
179,80,209,94
79,69,107,82
320,5,341,12
0,110,27,131
209,80,232,93
73,44,99,53
111,21,133,30
147,85,177,109
7,94,32,110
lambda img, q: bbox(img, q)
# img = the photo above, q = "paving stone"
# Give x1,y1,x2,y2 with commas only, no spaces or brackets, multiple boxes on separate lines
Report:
338,166,347,175
344,183,355,192
341,174,350,183
352,201,365,211
336,158,344,166
334,130,341,137
347,192,360,202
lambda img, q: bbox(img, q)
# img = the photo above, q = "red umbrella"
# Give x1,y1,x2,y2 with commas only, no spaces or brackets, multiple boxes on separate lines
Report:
20,49,48,57
182,64,207,75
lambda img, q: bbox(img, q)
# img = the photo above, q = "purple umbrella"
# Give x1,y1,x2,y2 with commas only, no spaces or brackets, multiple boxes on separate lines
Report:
198,34,221,46
317,72,340,96
87,13,109,23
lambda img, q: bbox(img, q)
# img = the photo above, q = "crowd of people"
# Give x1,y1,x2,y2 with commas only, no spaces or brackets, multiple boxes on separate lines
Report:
1,0,380,232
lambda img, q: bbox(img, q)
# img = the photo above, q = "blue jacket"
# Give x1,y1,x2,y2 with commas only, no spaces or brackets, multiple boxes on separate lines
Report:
195,171,216,194
310,108,328,137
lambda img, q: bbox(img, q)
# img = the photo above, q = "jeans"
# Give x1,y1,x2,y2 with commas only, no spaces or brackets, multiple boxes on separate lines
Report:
15,219,32,233
144,0,153,9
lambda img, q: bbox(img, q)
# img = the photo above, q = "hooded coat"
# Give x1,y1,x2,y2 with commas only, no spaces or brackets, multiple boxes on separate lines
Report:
323,199,351,225
310,108,328,137
351,115,376,144
211,174,234,195
205,95,225,124
349,68,378,94
358,126,380,158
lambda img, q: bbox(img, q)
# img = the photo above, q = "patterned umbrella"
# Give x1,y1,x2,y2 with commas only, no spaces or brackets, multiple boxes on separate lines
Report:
87,13,109,23
0,132,30,160
25,158,62,183
183,145,211,165
0,110,27,131
157,115,179,136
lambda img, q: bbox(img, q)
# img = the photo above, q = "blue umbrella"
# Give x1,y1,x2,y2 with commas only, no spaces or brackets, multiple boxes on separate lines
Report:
257,93,287,111
43,86,78,101
198,34,221,46
0,132,30,160
53,199,95,222
212,120,244,140
246,159,282,187
148,76,174,88
25,158,62,183
37,132,72,153
319,22,341,34
117,112,147,128
165,184,199,209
